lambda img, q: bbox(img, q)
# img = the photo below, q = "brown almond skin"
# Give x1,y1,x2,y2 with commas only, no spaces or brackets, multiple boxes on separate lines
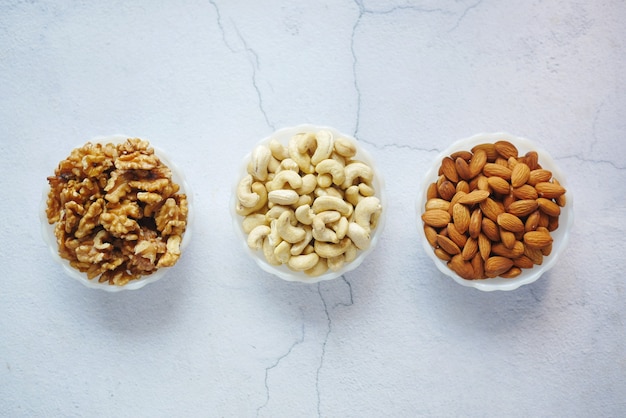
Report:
497,213,525,233
485,256,515,277
525,210,541,232
483,163,512,180
468,149,487,178
487,176,511,195
434,247,452,261
424,224,439,247
480,198,505,222
494,140,519,159
456,180,470,194
514,255,536,269
441,157,459,183
427,182,438,200
468,208,482,239
510,163,531,188
471,143,498,162
437,234,461,255
455,157,472,180
500,266,522,279
500,229,517,249
422,209,451,228
425,198,451,212
524,151,539,170
448,254,475,280
478,232,492,261
492,241,525,258
448,191,466,215
452,203,471,234
447,222,468,248
481,218,501,242
528,169,553,186
450,150,473,161
462,237,478,261
524,246,544,265
458,190,490,205
523,230,554,249
438,180,456,201
535,182,566,199
537,197,561,217
512,184,539,200
471,253,485,279
507,199,539,217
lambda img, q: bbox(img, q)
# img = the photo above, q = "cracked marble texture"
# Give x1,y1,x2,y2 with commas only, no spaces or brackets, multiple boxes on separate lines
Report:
1,0,625,416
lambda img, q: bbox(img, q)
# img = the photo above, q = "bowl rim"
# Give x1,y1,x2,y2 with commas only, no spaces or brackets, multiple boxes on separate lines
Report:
416,132,574,291
231,123,386,283
40,134,193,292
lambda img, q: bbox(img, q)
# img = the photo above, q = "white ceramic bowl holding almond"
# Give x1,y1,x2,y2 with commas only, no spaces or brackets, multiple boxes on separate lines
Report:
232,124,386,283
40,135,193,292
416,132,573,291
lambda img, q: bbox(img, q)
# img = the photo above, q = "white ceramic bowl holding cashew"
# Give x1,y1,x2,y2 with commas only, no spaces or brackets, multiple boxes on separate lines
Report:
232,124,386,283
40,135,193,292
416,132,573,292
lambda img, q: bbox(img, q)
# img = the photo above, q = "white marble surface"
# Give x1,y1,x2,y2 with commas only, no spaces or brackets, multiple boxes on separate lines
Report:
1,1,625,416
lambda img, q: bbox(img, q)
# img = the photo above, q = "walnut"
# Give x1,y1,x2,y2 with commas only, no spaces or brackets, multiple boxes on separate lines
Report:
45,138,188,286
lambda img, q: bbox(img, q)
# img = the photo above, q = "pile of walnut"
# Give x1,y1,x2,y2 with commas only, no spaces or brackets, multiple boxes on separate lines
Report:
46,138,188,286
421,140,566,280
236,130,382,277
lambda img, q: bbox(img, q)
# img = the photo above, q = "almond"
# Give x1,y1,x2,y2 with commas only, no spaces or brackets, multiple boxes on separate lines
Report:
513,255,535,269
497,213,525,233
548,215,559,232
524,210,541,232
478,232,492,261
487,176,510,195
437,180,456,201
455,157,472,180
448,191,467,215
537,197,561,217
423,224,438,247
452,203,471,234
485,256,514,278
457,190,490,205
426,182,438,200
535,182,566,199
500,266,522,279
468,149,487,178
476,175,490,191
481,218,501,242
483,163,512,180
524,151,539,170
507,199,539,217
471,253,485,279
524,246,544,265
512,184,538,200
437,234,461,255
456,180,470,194
425,198,451,212
448,254,474,280
553,178,567,207
523,230,553,249
440,156,459,182
461,236,478,261
492,241,524,258
510,162,531,188
468,208,482,239
446,222,468,248
541,242,553,257
450,150,472,161
494,140,519,159
471,143,498,162
500,229,517,249
434,247,452,261
421,209,451,228
528,169,553,186
479,197,504,222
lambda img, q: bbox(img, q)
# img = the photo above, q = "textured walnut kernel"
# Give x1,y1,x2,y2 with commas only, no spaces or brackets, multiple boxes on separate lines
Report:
46,138,188,286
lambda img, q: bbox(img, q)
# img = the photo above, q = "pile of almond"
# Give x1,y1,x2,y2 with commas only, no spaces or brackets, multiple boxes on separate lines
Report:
421,140,566,280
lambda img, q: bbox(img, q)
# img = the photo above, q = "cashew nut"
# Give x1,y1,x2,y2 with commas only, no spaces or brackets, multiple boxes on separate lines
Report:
342,162,374,188
345,185,361,206
247,225,271,250
274,241,292,264
314,237,352,258
276,158,299,173
344,242,358,263
268,189,299,205
237,174,260,208
327,254,345,272
333,216,349,240
276,210,306,243
289,133,313,173
316,173,333,188
297,174,318,195
269,138,289,161
312,211,341,243
315,186,344,200
354,196,382,230
263,236,281,265
288,252,320,271
236,182,268,216
295,204,315,225
305,257,328,277
268,170,303,191
290,225,313,256
333,137,357,158
310,130,334,166
358,182,375,197
242,213,268,233
265,205,291,220
346,222,370,250
315,159,345,186
312,195,353,217
248,145,271,181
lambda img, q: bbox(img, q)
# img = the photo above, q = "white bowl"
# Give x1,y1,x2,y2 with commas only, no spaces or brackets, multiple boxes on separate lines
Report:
231,124,386,283
416,132,573,292
40,135,193,292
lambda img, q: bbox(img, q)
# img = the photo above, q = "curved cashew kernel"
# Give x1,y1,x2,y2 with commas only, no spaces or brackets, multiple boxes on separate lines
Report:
268,156,281,174
295,204,315,225
265,205,291,220
346,222,371,250
269,170,303,191
302,244,315,255
315,186,344,200
354,196,382,230
294,194,312,208
314,237,352,258
248,145,271,181
344,242,358,263
312,196,353,217
333,216,349,240
312,211,341,243
237,174,260,208
317,173,333,188
289,134,314,173
263,236,281,265
342,162,374,188
277,158,299,173
327,254,345,272
274,240,292,264
297,174,317,195
268,189,299,205
247,225,271,250
334,137,357,158
268,219,282,247
296,132,316,154
288,252,320,271
242,214,268,234
269,139,289,161
305,257,328,276
311,130,334,166
236,182,268,216
290,225,313,256
315,159,346,186
312,226,338,243
276,210,306,243
358,182,375,197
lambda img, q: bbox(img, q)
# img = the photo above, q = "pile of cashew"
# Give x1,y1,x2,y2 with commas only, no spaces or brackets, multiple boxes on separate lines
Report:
236,129,382,277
